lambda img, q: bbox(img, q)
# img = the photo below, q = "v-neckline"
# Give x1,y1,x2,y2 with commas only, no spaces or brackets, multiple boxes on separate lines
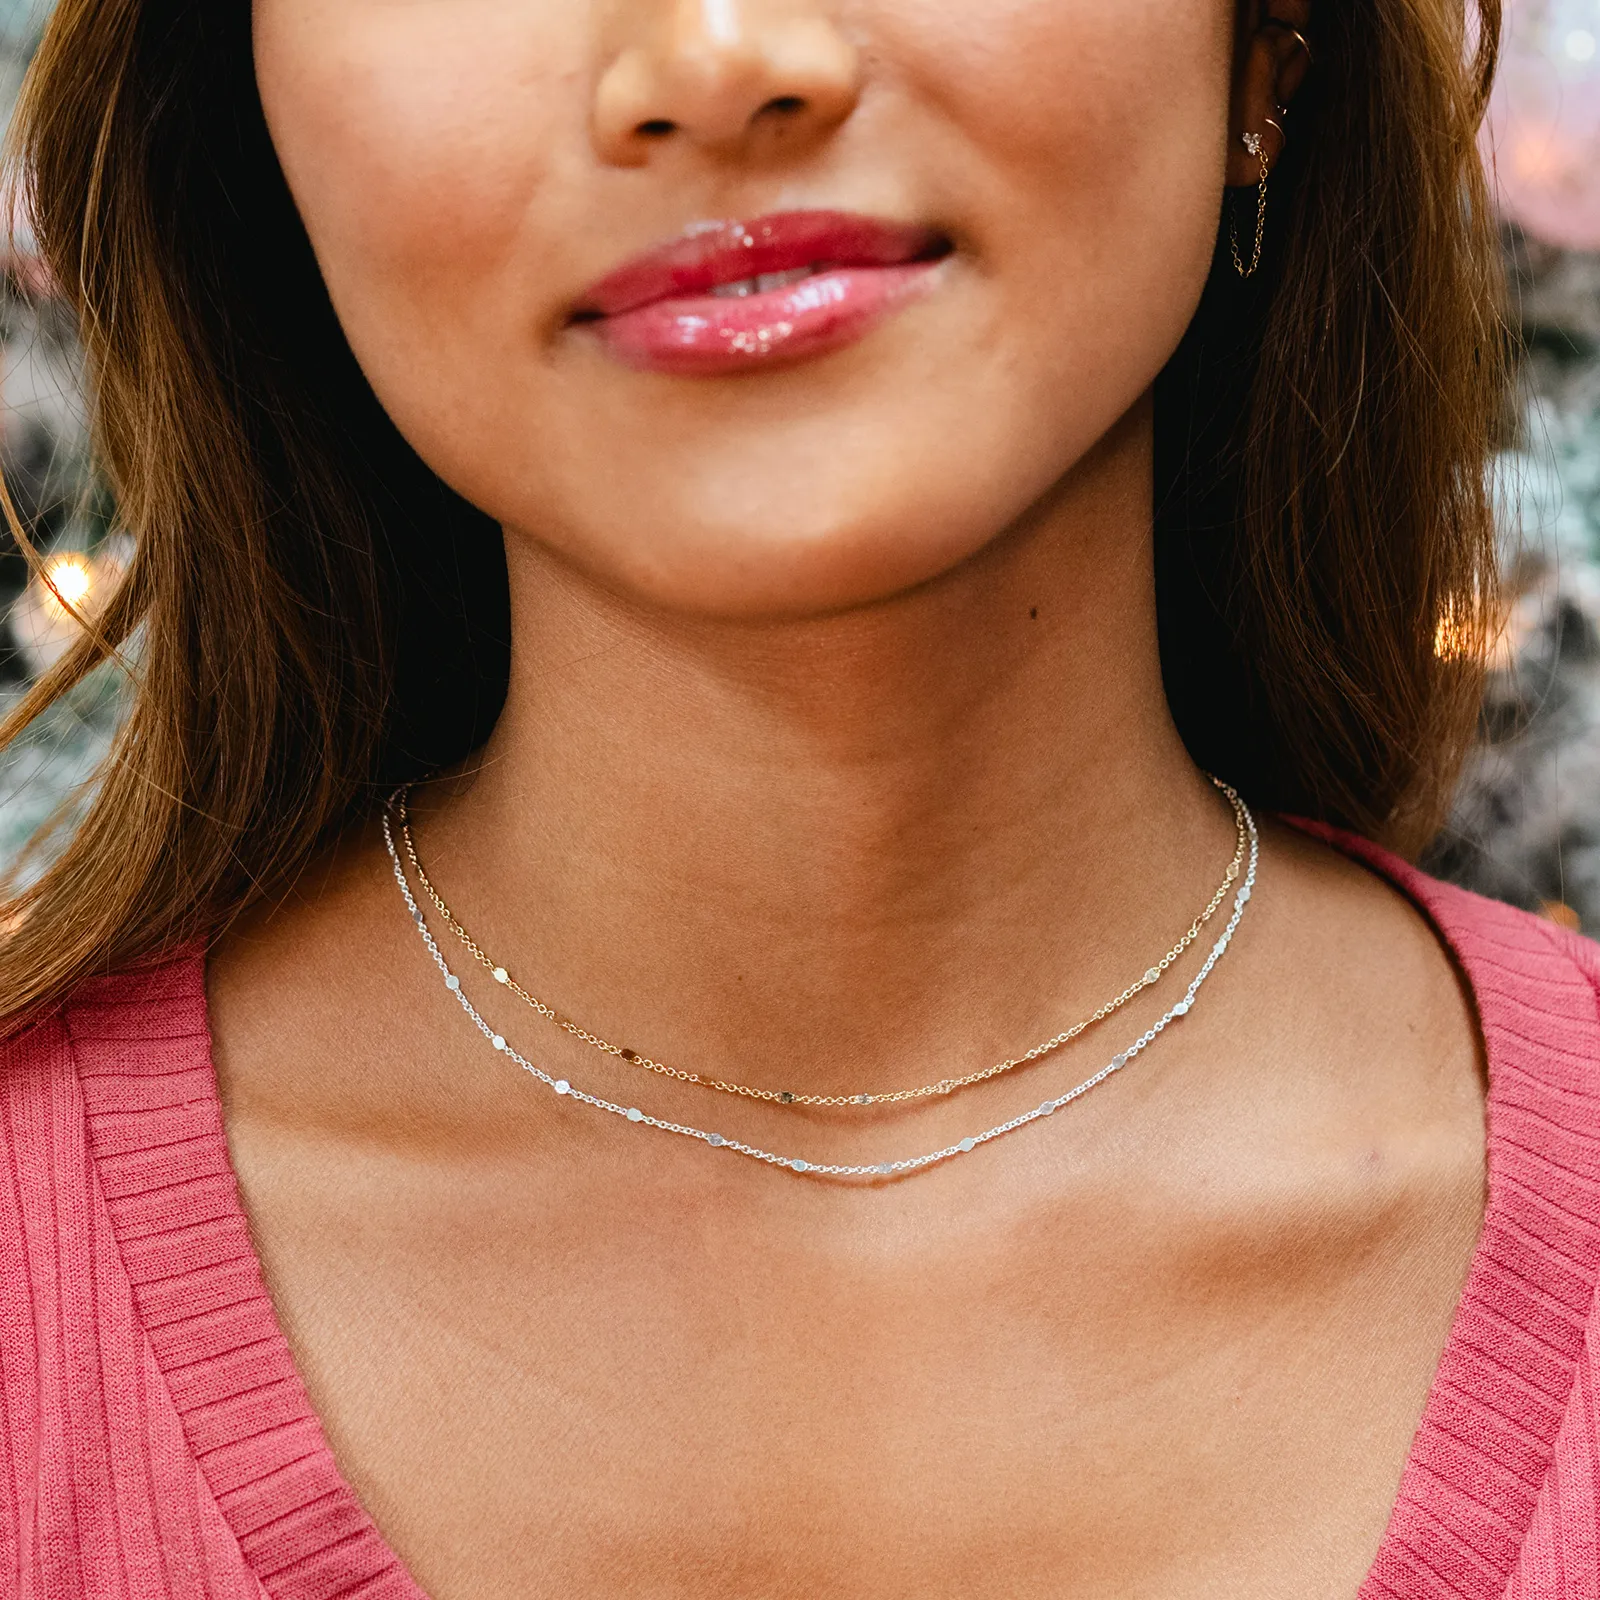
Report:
64,827,1600,1600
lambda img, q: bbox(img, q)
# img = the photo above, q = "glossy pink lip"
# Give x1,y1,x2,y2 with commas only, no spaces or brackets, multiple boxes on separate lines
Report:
570,211,951,377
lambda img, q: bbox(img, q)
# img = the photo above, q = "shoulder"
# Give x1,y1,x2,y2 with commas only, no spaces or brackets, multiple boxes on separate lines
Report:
1294,819,1600,1311
0,942,215,1365
0,944,213,1272
0,934,212,1222
0,947,269,1596
1284,824,1600,1580
1291,817,1600,1037
1278,818,1600,1240
2,943,211,1113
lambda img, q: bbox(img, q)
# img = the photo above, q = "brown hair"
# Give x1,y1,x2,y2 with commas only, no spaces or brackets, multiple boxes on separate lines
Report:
0,0,1507,1027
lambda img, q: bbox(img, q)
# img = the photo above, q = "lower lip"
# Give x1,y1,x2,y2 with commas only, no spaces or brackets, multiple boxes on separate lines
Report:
583,260,945,377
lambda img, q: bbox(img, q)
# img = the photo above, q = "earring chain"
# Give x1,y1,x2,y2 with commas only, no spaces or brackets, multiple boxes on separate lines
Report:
1230,131,1269,279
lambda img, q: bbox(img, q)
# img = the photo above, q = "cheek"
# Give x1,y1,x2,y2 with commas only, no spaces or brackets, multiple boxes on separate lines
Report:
254,1,579,367
874,0,1234,331
874,0,1234,183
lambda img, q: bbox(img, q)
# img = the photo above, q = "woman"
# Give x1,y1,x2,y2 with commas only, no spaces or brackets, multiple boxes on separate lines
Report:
1,0,1591,1594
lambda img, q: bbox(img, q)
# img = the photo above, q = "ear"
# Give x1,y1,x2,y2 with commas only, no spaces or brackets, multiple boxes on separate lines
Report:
1227,0,1313,186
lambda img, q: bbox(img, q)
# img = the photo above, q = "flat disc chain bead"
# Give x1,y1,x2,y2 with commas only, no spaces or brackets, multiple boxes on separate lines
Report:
393,777,1249,1109
381,797,1259,1182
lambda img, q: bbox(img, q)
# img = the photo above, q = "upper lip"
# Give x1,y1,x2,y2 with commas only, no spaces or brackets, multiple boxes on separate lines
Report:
572,210,950,320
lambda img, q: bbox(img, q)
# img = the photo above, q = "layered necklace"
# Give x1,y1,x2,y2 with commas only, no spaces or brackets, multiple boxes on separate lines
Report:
382,781,1258,1181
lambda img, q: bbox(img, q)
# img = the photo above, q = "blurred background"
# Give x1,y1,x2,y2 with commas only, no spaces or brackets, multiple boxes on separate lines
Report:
4,0,1600,919
0,0,119,879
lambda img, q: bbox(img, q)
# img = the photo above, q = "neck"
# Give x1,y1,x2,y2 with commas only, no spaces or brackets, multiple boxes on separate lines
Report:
417,402,1234,1096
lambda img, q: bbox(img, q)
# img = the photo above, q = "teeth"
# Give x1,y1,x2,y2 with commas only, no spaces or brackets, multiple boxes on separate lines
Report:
709,266,818,299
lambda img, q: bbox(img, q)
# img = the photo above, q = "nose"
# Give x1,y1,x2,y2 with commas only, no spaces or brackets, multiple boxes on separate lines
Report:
593,1,862,167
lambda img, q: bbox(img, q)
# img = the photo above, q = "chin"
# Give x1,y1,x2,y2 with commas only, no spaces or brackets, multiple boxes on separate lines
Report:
518,499,1004,623
494,398,1108,624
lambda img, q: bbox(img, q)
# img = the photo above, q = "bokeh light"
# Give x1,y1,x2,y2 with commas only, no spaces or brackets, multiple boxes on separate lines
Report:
1488,0,1600,249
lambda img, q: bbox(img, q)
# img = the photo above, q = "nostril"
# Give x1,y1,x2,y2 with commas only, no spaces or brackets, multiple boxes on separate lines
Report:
760,96,807,118
636,118,677,138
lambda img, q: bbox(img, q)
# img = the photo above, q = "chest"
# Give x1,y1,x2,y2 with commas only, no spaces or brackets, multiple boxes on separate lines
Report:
231,1124,1481,1600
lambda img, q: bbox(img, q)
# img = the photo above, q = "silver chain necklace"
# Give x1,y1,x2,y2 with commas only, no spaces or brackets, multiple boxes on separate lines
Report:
381,797,1259,1181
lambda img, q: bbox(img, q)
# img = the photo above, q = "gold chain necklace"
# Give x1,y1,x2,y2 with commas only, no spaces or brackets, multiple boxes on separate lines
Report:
394,781,1247,1108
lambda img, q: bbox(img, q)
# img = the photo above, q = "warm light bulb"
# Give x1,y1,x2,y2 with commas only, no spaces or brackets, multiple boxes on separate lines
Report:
43,557,92,613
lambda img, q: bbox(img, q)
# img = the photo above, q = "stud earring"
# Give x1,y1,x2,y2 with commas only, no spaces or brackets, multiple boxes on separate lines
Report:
1230,130,1270,278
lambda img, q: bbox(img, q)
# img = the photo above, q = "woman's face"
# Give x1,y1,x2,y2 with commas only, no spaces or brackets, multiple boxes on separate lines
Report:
255,0,1241,618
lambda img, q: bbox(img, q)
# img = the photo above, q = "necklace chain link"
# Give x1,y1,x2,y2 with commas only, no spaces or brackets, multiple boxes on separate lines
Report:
396,780,1248,1108
381,790,1260,1181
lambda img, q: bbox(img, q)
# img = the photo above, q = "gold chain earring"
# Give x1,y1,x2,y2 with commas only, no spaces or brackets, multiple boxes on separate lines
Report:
1230,130,1270,278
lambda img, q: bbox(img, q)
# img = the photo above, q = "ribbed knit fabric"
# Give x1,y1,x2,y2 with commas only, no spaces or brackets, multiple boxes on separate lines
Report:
0,836,1598,1598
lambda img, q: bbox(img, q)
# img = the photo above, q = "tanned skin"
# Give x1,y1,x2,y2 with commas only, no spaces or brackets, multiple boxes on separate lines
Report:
211,3,1483,1595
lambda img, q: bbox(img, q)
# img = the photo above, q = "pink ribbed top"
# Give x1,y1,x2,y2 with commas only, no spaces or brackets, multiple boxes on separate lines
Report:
2,834,1600,1598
